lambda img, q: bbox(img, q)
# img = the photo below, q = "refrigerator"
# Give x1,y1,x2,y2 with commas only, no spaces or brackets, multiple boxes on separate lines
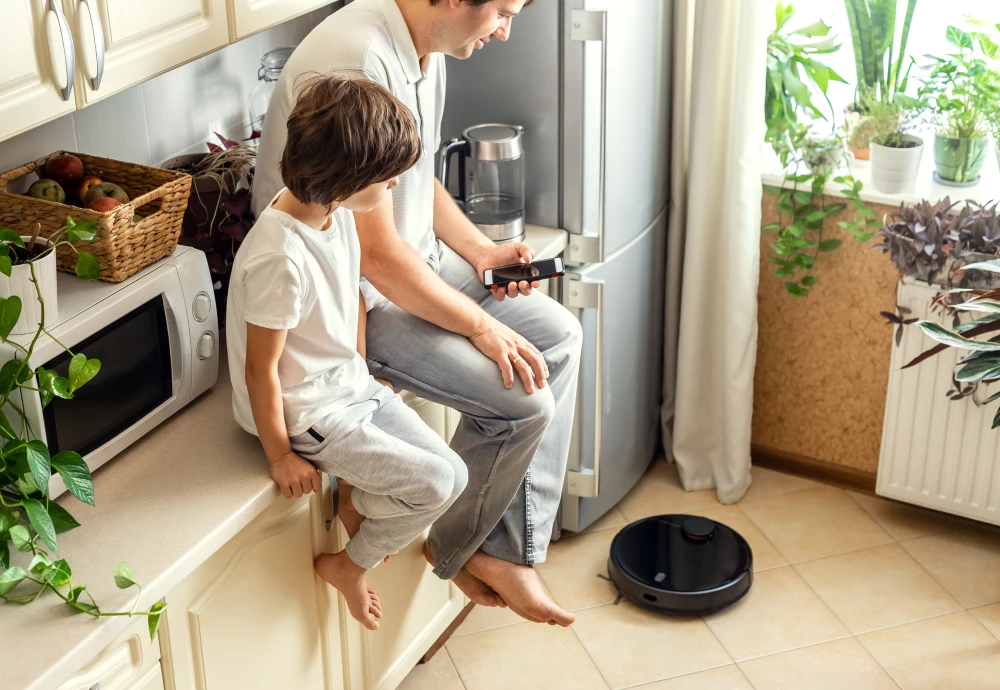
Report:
441,0,673,532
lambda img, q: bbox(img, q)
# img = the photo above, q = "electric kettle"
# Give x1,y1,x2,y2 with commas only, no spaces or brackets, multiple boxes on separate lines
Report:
439,124,525,243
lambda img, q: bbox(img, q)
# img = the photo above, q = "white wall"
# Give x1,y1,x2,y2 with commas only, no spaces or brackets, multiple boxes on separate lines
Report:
0,6,336,180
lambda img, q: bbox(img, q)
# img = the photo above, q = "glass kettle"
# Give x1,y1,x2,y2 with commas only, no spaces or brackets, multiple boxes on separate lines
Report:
439,124,525,243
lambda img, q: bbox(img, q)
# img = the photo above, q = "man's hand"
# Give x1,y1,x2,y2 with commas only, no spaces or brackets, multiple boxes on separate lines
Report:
473,242,541,301
269,451,323,499
470,314,549,393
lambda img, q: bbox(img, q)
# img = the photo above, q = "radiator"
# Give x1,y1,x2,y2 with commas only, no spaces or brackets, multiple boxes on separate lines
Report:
877,280,1000,526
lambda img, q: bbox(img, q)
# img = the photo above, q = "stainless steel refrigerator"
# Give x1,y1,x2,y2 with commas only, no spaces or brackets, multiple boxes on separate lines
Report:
441,0,673,532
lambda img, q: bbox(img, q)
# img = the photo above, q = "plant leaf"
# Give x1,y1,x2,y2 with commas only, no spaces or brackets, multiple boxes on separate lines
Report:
956,357,1000,382
0,296,21,341
29,552,51,576
46,501,81,533
993,405,1000,429
148,601,167,641
74,252,99,281
66,220,97,243
113,562,136,589
918,321,1000,352
984,391,1000,405
9,525,31,552
67,354,100,393
21,440,51,497
48,559,71,587
51,451,94,506
23,498,56,552
785,282,809,297
0,409,15,441
0,229,25,247
0,506,16,537
0,359,31,395
0,566,26,596
818,239,842,252
0,256,11,278
0,541,8,569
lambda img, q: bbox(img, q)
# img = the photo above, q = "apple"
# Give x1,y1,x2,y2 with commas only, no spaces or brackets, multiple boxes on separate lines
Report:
83,182,128,206
27,179,66,204
43,154,84,185
87,197,121,213
76,176,103,202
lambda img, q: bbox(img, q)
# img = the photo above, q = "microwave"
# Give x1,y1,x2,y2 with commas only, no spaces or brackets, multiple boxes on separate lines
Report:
0,245,219,499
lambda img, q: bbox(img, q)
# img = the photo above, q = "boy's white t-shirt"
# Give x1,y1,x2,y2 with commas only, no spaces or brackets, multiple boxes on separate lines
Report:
227,190,369,437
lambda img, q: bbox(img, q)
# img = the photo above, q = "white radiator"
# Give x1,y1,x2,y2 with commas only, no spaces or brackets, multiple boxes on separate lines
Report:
878,281,1000,526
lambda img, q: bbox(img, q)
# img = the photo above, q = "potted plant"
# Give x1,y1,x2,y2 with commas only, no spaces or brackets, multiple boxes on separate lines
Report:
917,26,1000,185
0,216,164,638
842,0,919,159
866,94,928,193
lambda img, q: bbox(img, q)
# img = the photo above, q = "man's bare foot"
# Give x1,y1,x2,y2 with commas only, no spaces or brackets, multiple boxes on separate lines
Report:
315,551,382,630
336,479,396,563
465,551,575,626
423,540,506,608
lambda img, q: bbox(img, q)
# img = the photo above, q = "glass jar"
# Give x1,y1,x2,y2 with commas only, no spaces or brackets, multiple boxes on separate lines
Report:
247,47,295,142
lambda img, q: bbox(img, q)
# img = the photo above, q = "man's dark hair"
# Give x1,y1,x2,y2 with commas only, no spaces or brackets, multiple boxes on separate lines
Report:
280,77,421,207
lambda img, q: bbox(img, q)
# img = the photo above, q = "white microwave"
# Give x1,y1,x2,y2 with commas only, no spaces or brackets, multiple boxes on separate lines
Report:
1,245,219,499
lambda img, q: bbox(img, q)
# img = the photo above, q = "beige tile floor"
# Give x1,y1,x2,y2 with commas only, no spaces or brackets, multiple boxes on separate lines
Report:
398,461,1000,690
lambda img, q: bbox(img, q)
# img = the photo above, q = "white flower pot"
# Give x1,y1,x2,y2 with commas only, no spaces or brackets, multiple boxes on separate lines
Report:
0,237,58,336
870,135,924,194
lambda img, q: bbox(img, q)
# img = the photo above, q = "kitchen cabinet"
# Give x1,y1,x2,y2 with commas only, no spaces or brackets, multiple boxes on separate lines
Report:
64,0,229,106
0,1,77,143
226,0,332,41
57,614,164,690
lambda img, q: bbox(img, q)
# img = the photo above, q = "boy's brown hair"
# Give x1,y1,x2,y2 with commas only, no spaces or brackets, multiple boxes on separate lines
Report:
280,76,421,207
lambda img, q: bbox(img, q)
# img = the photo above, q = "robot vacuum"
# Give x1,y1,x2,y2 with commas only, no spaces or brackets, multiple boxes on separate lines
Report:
607,514,753,614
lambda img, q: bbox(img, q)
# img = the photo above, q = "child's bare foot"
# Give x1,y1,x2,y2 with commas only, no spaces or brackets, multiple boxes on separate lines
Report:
315,551,382,630
423,540,506,608
466,550,574,626
336,479,396,563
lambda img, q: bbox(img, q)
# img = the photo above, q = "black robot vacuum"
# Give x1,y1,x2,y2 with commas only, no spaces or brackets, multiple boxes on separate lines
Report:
607,514,753,614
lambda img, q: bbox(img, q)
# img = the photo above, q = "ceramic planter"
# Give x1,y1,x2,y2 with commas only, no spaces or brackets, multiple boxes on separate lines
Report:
803,139,847,176
0,237,57,336
870,135,924,194
933,133,988,185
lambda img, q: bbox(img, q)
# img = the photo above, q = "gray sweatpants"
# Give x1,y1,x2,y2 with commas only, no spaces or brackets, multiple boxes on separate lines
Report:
290,378,468,570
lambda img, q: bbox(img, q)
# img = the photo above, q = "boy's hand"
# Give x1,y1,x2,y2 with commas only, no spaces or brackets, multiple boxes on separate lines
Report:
269,451,323,499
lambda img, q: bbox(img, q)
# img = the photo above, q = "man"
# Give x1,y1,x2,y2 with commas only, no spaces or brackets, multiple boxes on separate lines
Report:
253,0,582,627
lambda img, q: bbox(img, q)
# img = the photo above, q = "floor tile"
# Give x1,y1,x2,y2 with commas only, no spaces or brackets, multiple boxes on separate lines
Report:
618,460,722,522
795,543,962,634
739,486,893,563
397,650,465,690
445,622,607,690
738,638,897,690
687,504,787,572
972,604,1000,641
453,579,556,637
702,566,849,661
847,491,971,541
535,527,620,611
579,507,629,535
742,467,819,502
635,665,752,690
572,601,731,689
901,529,1000,608
859,612,1000,689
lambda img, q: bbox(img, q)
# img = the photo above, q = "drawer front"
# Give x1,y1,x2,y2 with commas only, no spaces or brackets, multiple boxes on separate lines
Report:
57,614,162,690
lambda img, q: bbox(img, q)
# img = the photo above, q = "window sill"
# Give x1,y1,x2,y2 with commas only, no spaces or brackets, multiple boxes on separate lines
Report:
761,139,1000,209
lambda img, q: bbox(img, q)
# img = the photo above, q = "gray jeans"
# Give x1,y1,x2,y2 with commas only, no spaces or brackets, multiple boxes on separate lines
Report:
291,378,468,570
363,241,583,580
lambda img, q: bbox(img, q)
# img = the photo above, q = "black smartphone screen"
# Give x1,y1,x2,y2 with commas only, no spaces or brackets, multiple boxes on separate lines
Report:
489,259,562,284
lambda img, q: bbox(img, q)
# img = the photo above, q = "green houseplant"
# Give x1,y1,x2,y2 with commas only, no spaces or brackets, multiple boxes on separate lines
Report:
763,2,882,297
865,93,928,193
842,0,919,158
0,217,164,640
917,26,1000,185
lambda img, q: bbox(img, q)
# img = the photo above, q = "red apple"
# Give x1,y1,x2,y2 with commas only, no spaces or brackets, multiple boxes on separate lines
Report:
43,154,84,185
76,176,103,202
83,182,128,206
88,196,121,213
27,179,66,204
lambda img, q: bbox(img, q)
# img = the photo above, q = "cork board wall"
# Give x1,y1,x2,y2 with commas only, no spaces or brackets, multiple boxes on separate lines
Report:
753,191,902,474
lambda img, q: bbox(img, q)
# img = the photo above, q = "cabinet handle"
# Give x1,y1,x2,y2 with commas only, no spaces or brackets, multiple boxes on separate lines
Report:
80,0,105,91
46,0,75,101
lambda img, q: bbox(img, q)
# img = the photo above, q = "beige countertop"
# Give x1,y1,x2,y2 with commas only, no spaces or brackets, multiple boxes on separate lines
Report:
3,224,568,690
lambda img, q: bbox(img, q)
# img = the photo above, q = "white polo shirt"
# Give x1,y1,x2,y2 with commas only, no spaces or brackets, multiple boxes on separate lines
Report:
252,0,446,267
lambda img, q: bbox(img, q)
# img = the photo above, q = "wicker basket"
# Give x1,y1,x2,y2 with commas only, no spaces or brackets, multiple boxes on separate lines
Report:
0,151,192,282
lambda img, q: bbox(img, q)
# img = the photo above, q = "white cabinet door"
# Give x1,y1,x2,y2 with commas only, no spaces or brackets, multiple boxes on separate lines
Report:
226,0,331,41
57,614,163,690
64,0,229,105
0,0,77,143
161,493,343,690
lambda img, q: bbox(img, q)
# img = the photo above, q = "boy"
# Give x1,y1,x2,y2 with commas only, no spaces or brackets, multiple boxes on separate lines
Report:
227,77,468,631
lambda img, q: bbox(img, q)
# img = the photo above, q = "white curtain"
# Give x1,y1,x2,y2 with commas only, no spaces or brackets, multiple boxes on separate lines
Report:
661,0,766,504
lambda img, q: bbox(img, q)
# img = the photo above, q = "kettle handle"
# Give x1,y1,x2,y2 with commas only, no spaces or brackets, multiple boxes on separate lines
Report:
438,139,468,207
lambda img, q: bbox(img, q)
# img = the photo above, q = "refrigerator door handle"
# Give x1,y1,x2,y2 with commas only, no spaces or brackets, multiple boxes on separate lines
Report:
566,277,604,498
565,9,608,267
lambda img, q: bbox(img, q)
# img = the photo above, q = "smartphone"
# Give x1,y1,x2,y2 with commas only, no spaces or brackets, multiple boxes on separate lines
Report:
483,258,565,289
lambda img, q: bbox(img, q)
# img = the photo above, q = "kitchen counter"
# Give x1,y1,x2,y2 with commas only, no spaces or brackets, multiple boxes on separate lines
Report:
3,224,569,690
